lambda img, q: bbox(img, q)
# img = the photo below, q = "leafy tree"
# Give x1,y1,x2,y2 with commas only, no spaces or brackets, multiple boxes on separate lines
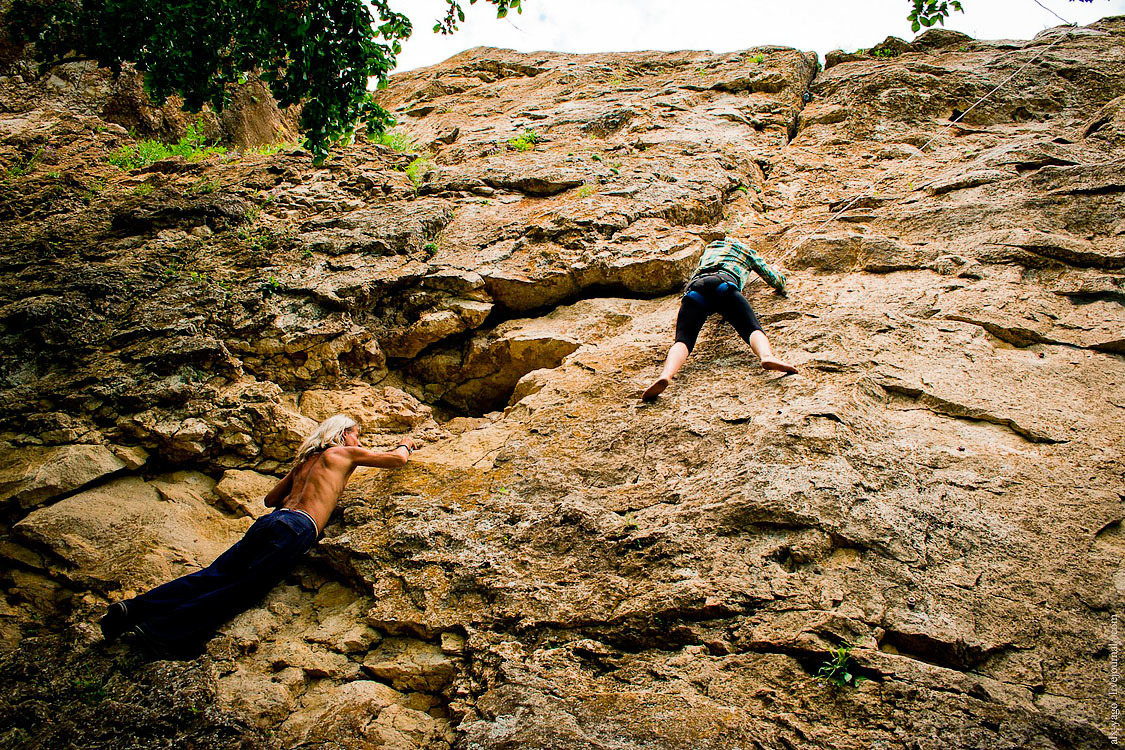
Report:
909,0,1099,33
4,0,518,161
908,0,965,32
435,0,521,34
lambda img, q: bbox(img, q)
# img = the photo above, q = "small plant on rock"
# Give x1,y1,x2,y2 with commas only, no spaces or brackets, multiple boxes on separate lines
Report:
507,128,540,152
240,225,290,253
260,275,281,295
180,365,206,383
244,141,295,156
747,54,764,64
71,676,107,704
185,176,219,195
405,156,434,188
372,130,415,152
5,146,44,179
817,644,866,688
108,120,226,171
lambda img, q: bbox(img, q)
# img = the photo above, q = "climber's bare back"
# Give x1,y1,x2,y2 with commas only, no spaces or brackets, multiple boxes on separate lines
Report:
265,429,416,532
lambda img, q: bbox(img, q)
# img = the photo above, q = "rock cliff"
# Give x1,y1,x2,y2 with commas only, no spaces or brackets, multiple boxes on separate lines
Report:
0,16,1123,750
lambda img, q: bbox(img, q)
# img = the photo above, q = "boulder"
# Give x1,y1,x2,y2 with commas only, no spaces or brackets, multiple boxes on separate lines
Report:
12,475,250,591
214,469,276,518
0,445,128,510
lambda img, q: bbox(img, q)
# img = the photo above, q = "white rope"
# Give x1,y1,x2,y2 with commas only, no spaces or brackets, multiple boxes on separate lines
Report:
1032,0,1076,27
776,16,1077,265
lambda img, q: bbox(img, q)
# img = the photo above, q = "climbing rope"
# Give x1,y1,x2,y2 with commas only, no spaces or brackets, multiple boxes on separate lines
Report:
775,5,1080,266
1032,0,1076,27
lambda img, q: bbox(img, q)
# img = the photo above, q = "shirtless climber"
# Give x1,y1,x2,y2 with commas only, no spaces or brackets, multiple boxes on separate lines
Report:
98,415,417,652
643,237,797,401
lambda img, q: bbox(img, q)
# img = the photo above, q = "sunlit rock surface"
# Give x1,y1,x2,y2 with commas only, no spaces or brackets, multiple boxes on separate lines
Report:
0,17,1123,749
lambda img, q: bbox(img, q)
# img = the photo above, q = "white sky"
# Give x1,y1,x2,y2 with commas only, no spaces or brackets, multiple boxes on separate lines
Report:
389,0,1125,72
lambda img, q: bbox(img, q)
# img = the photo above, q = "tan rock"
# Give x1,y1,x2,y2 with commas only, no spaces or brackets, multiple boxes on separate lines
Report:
362,638,457,692
108,444,149,470
1,17,1124,749
279,679,450,750
306,605,382,654
12,475,250,591
264,639,360,680
216,665,301,729
214,469,276,518
298,385,439,438
0,445,126,510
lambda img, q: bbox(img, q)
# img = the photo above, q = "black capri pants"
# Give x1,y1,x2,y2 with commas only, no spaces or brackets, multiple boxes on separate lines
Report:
674,272,763,352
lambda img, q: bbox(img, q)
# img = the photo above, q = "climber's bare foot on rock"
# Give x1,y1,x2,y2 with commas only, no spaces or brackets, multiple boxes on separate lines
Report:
761,357,797,374
642,377,670,401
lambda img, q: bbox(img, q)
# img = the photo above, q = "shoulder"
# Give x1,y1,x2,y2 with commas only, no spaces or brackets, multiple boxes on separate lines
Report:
302,446,352,469
321,445,353,460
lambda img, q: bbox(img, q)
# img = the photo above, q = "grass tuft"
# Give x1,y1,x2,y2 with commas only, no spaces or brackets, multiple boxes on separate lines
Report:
507,128,541,152
108,120,227,171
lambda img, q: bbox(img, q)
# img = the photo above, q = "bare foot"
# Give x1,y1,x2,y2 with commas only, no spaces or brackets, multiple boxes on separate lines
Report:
761,357,798,374
642,377,670,401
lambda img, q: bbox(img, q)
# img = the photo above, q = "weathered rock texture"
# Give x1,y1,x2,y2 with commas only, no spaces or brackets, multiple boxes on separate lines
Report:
0,16,1123,750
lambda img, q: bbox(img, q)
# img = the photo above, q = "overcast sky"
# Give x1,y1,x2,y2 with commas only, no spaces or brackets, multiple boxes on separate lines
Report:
389,0,1125,72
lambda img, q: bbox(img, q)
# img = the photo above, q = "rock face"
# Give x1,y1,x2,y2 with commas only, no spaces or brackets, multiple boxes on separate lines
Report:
1,16,1123,750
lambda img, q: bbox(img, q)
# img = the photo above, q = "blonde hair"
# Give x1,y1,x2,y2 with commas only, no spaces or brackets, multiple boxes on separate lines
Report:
295,414,357,463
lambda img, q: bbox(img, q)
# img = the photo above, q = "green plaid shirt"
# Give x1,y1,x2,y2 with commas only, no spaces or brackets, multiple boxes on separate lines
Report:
694,238,786,293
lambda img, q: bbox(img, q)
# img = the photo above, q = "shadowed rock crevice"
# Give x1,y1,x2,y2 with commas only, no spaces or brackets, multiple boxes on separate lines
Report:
877,629,1008,672
383,283,692,416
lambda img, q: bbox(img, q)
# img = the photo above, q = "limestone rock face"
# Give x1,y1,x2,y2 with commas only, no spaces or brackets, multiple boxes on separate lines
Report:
214,469,276,518
1,15,1124,750
0,444,131,510
13,473,249,591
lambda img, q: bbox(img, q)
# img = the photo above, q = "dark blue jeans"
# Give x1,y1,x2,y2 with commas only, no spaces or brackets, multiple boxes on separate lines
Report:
124,509,317,646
